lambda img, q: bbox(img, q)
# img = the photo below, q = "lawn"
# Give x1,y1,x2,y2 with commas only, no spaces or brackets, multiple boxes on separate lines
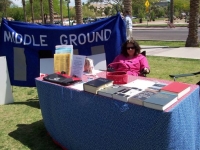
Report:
0,40,200,149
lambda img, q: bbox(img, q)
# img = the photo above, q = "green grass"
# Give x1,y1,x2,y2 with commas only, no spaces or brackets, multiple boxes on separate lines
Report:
138,40,185,47
147,56,200,84
1,40,200,149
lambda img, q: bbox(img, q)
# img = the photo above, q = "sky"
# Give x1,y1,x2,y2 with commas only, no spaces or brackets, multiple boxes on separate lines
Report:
11,0,87,7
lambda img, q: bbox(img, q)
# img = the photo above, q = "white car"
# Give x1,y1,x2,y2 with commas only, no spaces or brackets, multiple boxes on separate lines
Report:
63,20,74,26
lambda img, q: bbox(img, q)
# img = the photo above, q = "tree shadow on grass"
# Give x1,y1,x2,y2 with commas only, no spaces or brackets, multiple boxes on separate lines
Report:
9,120,61,150
10,99,40,109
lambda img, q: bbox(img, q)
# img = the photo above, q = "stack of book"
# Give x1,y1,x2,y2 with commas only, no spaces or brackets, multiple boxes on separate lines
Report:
142,81,191,111
112,87,143,102
83,77,113,94
83,77,191,111
124,79,155,90
128,89,158,106
143,92,178,111
147,82,168,92
160,81,191,99
97,85,127,98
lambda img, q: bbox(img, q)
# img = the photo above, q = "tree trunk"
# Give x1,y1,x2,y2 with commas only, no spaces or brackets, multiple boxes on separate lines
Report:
48,0,54,24
185,0,200,47
3,0,7,18
22,0,27,22
30,0,34,23
123,0,132,16
40,0,44,24
170,0,174,23
75,0,83,24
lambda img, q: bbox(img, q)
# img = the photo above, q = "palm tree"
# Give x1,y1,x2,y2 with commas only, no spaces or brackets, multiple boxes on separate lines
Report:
40,0,44,24
185,0,200,47
30,0,34,23
22,0,27,22
48,0,54,24
75,0,83,24
123,0,132,15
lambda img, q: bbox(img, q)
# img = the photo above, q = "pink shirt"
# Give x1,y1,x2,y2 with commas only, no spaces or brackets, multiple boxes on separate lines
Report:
111,54,150,76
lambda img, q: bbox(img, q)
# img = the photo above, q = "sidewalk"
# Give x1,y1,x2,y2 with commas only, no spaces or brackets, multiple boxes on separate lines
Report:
133,18,188,30
141,46,200,59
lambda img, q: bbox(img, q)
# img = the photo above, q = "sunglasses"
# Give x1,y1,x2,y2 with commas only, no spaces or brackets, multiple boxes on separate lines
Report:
126,46,136,50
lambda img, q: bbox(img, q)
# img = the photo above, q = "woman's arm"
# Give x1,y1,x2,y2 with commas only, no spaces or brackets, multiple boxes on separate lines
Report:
109,55,123,70
139,55,150,74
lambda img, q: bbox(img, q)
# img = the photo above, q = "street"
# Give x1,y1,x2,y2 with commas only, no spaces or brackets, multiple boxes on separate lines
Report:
133,27,200,41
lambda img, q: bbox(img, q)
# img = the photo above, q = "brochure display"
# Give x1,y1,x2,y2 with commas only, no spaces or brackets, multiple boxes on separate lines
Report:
54,45,73,75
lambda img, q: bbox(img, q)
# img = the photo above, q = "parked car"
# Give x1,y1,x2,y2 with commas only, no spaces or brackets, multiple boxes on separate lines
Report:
83,17,95,24
63,20,74,26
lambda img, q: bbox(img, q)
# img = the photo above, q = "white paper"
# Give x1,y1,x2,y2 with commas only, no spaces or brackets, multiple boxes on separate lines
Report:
70,81,85,91
0,56,14,105
71,55,86,79
87,53,107,70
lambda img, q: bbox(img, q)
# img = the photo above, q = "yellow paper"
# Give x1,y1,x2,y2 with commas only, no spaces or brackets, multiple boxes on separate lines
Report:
54,53,71,75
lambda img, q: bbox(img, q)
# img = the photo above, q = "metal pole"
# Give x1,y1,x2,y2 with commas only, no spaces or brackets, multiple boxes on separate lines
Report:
68,1,70,25
60,0,63,25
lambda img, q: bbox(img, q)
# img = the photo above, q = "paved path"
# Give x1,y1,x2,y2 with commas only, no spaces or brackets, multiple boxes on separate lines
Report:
134,18,188,26
141,46,200,59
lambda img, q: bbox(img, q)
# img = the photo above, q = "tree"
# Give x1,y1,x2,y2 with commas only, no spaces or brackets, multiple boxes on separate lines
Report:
22,0,27,21
48,0,54,24
174,0,189,15
104,6,111,16
30,0,34,23
123,0,132,16
75,0,83,24
185,0,200,47
40,0,44,24
7,7,24,21
0,0,12,18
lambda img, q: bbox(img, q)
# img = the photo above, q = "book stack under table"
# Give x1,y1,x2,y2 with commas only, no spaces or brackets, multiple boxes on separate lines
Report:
80,73,191,111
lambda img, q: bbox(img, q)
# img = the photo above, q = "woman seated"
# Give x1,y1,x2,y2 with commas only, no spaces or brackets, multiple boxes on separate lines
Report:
111,38,150,76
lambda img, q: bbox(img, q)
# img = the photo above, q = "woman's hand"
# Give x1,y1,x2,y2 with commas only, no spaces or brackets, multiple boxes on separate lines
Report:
143,68,150,74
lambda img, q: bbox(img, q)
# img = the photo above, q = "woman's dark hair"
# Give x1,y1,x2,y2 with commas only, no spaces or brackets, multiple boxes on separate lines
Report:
121,38,141,57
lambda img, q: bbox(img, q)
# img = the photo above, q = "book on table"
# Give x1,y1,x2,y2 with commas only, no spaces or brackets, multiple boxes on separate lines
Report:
148,82,168,91
124,79,155,90
83,77,113,94
160,81,191,99
128,89,158,106
143,92,178,111
112,87,143,102
97,85,127,98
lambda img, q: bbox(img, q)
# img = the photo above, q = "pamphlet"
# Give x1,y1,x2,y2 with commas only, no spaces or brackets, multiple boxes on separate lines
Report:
71,55,86,79
54,45,74,75
54,53,71,75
